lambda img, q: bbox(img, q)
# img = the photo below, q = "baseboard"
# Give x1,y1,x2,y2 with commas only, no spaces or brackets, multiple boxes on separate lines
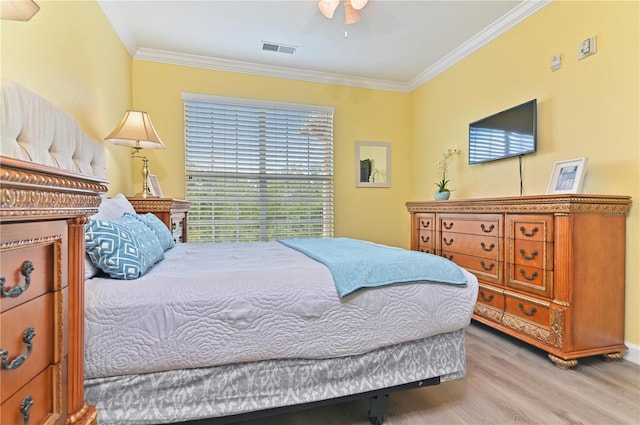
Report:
623,341,640,365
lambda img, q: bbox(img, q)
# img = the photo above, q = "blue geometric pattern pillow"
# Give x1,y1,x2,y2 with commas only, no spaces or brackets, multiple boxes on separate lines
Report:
85,215,165,280
127,212,176,251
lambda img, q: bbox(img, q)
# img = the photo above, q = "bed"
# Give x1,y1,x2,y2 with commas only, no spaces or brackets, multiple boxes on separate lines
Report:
1,80,479,425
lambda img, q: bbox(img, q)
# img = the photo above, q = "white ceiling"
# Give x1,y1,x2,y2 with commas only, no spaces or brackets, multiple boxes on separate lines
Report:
98,0,550,92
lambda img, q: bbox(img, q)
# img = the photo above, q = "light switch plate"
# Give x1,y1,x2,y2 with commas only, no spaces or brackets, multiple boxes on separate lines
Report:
579,36,597,60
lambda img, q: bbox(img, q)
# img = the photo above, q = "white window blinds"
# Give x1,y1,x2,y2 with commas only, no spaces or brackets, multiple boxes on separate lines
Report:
183,93,334,242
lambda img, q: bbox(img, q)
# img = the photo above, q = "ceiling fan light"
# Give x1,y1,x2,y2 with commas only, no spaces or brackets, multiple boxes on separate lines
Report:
344,1,360,25
318,0,339,19
350,0,368,10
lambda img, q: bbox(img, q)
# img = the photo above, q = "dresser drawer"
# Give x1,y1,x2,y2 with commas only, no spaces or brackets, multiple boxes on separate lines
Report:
510,239,553,269
415,213,435,230
417,229,435,253
507,264,554,298
438,214,502,237
1,291,62,404
1,364,64,425
441,250,502,284
504,293,550,328
1,221,66,313
441,232,501,260
477,284,505,311
506,214,553,242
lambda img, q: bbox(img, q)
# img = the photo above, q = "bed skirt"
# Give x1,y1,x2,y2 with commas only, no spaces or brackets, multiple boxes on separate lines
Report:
85,329,466,425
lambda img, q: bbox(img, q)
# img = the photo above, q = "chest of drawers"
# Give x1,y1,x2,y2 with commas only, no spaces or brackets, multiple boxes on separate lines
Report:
407,194,632,368
1,157,106,424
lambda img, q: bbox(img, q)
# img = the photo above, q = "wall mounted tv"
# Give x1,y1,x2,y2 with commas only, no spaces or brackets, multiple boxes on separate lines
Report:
469,99,537,164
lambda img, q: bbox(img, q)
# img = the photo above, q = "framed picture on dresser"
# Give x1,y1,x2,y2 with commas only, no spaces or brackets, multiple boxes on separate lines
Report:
546,157,587,194
147,174,164,197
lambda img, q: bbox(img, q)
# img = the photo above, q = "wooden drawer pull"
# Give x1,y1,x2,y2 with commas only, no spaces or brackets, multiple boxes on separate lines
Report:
420,219,431,228
519,249,539,260
0,260,34,298
519,226,539,237
420,235,430,243
480,261,495,271
443,237,454,246
479,290,494,302
0,327,36,370
21,395,34,425
519,269,539,281
480,242,495,252
518,303,537,317
480,223,495,233
443,221,454,230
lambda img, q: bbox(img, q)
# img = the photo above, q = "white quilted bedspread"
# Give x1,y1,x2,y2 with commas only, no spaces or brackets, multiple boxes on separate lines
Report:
84,241,478,379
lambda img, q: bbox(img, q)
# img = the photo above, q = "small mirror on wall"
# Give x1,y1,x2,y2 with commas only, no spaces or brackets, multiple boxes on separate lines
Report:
355,141,391,188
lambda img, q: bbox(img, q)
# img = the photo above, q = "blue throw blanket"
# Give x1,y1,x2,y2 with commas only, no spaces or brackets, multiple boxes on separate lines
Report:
279,238,467,297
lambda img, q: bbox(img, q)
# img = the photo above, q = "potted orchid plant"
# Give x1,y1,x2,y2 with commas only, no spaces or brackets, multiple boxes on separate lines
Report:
435,148,461,200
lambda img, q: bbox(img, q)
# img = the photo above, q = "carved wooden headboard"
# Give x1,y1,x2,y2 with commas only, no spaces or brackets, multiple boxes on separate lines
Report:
0,79,106,178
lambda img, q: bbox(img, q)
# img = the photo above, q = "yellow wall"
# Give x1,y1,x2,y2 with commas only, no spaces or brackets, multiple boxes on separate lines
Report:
0,0,132,193
131,60,412,248
409,0,639,346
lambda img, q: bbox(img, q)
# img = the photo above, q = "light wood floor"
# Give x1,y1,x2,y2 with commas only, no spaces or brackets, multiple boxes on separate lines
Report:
233,322,640,425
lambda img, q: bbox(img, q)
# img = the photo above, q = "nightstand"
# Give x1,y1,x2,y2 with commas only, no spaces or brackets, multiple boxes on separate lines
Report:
127,197,191,243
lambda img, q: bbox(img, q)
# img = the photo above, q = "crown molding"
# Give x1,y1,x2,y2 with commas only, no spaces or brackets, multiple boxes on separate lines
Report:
407,0,551,91
134,48,411,93
132,0,551,94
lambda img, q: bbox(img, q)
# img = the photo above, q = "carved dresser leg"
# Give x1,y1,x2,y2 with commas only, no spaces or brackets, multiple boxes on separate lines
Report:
548,354,578,369
602,352,623,362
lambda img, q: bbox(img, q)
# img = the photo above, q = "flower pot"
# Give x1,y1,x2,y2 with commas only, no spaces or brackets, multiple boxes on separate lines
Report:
434,190,451,201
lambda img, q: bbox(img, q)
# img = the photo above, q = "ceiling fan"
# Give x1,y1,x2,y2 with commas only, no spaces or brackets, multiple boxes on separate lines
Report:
318,0,369,25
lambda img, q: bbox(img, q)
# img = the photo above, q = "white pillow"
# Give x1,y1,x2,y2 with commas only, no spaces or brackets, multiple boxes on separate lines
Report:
85,193,137,279
95,193,136,220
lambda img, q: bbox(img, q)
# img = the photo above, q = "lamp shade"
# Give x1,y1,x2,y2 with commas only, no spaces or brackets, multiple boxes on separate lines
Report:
0,0,40,21
105,110,166,150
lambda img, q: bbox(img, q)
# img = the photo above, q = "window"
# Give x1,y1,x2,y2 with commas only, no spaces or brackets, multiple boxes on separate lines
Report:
183,93,334,242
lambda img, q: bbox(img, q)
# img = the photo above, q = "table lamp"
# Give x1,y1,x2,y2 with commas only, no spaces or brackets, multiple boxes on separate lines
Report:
105,110,166,198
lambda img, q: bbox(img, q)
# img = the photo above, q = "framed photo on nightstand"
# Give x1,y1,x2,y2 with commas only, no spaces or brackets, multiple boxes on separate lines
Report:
547,157,587,194
147,174,164,197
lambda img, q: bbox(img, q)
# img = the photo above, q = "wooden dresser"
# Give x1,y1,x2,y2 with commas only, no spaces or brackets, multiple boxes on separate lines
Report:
406,194,632,368
1,157,106,424
127,197,190,243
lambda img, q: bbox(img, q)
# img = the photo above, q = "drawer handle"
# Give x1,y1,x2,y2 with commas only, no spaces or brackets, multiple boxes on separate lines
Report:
0,260,35,298
480,224,495,233
479,290,494,302
480,242,495,252
443,237,454,246
0,327,36,370
519,269,539,281
480,261,495,271
518,303,537,317
172,222,177,231
420,235,430,243
443,254,454,260
443,221,454,230
21,395,34,425
519,249,539,261
519,226,539,238
420,219,431,229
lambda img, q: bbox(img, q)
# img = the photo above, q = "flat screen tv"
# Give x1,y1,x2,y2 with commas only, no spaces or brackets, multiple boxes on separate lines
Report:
469,99,537,164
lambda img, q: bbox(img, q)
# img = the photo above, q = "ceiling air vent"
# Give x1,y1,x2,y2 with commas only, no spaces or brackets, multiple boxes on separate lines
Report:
262,41,296,55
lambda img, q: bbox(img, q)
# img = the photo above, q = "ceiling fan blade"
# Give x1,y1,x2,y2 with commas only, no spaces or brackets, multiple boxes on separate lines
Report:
318,0,339,19
344,1,360,25
350,0,368,10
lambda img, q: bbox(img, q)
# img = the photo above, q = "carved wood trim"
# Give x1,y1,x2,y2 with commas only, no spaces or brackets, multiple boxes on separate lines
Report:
406,194,631,215
1,157,107,222
474,304,503,323
550,308,564,349
502,313,550,343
